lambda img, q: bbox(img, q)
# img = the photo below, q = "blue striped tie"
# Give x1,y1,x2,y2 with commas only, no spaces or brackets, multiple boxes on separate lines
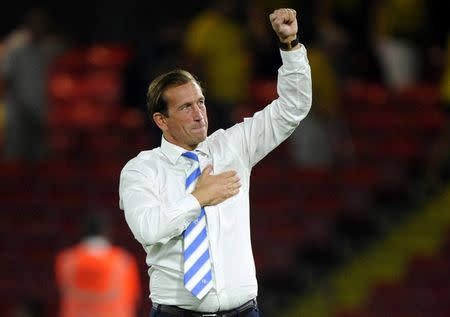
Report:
182,151,213,299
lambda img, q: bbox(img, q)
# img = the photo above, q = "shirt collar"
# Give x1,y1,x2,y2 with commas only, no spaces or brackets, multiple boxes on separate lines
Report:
160,136,210,165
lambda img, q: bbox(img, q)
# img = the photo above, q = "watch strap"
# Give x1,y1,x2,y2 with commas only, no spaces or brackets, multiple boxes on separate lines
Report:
279,37,299,51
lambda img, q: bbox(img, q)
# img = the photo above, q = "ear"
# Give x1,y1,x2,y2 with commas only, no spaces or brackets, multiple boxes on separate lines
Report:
153,112,168,131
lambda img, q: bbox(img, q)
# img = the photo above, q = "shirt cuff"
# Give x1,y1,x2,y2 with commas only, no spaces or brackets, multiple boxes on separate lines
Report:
280,44,307,69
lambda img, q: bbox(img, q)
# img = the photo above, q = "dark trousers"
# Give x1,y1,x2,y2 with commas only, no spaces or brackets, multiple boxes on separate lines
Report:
150,306,263,317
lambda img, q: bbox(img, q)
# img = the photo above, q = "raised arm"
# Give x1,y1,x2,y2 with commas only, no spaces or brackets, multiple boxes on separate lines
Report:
225,8,312,168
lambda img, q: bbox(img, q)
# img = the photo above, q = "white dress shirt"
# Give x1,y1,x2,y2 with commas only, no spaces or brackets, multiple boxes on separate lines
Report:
119,46,312,312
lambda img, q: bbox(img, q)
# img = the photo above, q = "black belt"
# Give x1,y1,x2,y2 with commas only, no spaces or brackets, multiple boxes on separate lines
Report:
152,299,257,317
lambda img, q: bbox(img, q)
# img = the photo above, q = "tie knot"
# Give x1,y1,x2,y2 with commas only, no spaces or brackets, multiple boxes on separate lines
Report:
182,151,199,162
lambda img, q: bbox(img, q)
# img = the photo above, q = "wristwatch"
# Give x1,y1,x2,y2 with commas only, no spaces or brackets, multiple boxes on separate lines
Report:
279,37,299,51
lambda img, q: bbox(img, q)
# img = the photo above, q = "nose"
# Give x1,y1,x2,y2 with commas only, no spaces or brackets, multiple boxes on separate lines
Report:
192,104,204,121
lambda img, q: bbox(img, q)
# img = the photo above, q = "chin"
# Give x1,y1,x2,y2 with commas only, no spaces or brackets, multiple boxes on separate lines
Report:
194,128,207,138
198,134,207,142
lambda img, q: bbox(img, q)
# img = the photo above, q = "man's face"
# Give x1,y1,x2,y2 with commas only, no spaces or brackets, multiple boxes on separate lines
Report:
157,81,208,150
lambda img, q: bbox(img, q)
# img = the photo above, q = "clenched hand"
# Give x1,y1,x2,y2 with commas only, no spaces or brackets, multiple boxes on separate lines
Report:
270,8,298,44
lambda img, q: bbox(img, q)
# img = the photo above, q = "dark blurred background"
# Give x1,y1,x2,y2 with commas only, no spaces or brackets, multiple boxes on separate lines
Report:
0,0,449,316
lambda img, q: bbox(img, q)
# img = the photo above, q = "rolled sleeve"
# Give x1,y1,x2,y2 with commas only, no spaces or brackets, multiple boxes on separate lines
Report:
225,44,312,167
279,45,309,71
119,167,201,246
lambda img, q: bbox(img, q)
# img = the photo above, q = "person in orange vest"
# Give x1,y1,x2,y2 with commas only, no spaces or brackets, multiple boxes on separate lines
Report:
55,211,141,317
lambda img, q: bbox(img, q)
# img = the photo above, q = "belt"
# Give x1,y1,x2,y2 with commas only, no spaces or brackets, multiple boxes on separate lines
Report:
152,299,257,317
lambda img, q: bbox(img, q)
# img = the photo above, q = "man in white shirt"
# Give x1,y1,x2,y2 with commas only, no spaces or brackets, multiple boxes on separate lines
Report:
119,8,312,316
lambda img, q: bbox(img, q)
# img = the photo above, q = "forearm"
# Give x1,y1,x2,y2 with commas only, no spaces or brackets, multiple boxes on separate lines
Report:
123,199,200,245
228,45,312,167
277,45,312,120
120,170,201,245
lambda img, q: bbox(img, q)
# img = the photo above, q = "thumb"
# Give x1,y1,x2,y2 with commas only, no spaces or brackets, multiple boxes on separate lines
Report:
202,164,213,175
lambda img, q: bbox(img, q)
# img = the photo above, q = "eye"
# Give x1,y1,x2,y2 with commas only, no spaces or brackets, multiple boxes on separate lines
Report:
180,104,191,111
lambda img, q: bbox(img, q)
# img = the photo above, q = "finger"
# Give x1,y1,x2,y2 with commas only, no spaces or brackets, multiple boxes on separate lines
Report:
270,9,284,23
280,9,292,24
231,175,241,184
231,184,241,197
288,9,295,22
225,180,241,192
269,12,276,22
273,11,290,27
272,14,284,25
270,9,282,19
202,165,213,175
227,179,241,188
219,170,237,178
230,187,240,196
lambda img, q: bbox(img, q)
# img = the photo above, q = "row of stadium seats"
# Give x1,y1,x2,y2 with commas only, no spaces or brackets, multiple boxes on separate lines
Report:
337,232,450,317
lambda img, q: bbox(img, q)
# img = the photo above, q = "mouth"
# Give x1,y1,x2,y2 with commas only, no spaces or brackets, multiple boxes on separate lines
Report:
192,125,206,131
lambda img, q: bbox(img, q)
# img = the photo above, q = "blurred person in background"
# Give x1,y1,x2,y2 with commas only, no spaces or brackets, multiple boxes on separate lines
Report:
312,0,380,82
372,0,428,89
119,8,311,316
0,15,30,153
1,8,63,162
124,20,185,120
290,38,354,168
183,0,251,132
55,211,141,317
244,0,287,80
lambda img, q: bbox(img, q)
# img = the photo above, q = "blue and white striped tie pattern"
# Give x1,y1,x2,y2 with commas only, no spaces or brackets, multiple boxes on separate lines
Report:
182,151,213,299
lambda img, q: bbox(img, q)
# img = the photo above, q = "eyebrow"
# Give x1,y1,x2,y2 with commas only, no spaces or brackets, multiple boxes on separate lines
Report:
177,97,205,111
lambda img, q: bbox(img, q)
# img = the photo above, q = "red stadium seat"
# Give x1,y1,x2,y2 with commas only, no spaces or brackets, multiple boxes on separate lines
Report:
51,48,87,73
48,73,83,106
395,83,441,109
86,44,132,70
249,79,278,107
83,70,122,106
288,167,336,188
300,192,345,218
341,81,390,110
338,165,380,191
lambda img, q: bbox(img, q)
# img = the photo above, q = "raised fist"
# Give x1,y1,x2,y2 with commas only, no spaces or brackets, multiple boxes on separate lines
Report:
269,8,298,43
